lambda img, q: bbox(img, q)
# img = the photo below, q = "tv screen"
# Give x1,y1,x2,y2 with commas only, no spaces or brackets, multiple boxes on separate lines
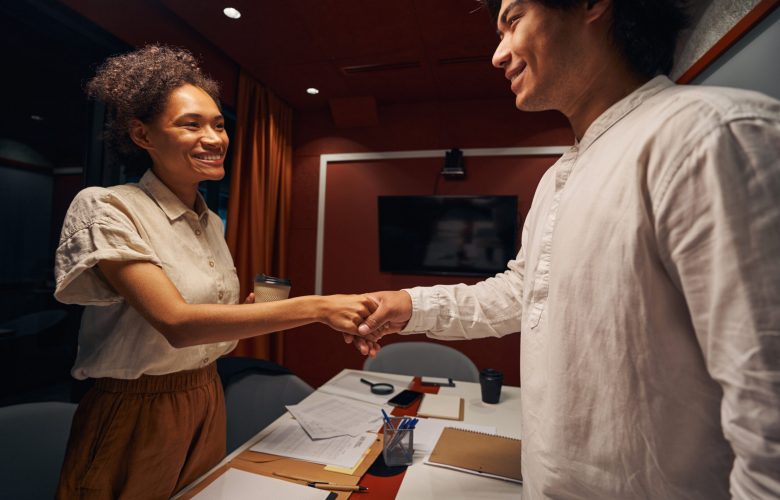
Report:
378,195,519,276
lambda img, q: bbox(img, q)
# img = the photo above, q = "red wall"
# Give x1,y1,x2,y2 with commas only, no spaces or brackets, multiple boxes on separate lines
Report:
57,0,238,108
284,99,573,387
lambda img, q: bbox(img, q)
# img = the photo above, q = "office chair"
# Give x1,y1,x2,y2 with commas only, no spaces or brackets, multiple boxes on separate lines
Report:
0,401,77,500
363,341,480,382
221,366,314,453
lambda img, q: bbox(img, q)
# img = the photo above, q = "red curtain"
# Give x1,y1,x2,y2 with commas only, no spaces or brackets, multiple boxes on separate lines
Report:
226,70,293,362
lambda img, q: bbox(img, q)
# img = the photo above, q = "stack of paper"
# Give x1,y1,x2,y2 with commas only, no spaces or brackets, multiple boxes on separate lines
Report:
192,468,332,499
250,419,374,469
285,395,385,439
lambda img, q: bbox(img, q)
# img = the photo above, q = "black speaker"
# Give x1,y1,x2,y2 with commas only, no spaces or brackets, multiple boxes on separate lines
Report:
442,148,465,178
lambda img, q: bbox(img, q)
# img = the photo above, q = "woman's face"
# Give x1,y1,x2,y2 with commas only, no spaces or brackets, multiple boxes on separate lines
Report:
140,83,228,185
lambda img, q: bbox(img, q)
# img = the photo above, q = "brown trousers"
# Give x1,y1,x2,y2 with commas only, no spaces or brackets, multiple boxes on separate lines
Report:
56,364,225,500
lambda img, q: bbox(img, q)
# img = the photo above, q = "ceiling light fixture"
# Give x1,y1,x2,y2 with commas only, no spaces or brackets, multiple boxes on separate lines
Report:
30,114,44,121
223,7,241,19
306,88,320,95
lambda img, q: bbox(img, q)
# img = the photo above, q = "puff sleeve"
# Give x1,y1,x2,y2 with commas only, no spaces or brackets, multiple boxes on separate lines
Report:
54,187,162,305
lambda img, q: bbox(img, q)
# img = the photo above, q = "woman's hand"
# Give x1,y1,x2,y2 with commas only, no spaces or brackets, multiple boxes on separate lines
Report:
318,294,378,334
343,333,383,358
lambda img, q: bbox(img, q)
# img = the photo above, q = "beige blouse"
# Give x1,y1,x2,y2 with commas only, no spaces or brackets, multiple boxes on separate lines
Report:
402,76,780,498
55,170,238,380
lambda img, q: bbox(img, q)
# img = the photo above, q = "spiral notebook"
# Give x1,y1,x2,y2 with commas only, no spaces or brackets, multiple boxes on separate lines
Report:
424,427,523,484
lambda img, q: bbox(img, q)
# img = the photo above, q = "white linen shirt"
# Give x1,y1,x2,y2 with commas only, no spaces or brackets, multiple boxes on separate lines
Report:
402,76,780,499
55,170,238,380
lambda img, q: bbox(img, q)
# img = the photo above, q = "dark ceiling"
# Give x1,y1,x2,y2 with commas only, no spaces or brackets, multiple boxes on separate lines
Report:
0,0,515,168
155,0,509,110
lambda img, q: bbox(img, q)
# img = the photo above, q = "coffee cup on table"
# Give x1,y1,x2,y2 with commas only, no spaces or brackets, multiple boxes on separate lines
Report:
479,368,504,404
253,274,291,302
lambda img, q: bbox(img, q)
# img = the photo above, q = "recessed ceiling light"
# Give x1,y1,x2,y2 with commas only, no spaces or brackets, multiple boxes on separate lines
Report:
306,88,320,95
223,7,241,19
30,114,44,121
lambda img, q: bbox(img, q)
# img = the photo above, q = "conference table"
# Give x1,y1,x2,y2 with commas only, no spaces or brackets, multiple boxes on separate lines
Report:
175,369,523,499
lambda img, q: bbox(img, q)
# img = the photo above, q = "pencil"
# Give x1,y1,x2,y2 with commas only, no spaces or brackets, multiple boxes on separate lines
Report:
308,483,368,492
271,472,369,492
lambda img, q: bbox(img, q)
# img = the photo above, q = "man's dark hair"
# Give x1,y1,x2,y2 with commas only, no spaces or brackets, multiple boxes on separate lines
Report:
481,0,689,78
85,44,221,173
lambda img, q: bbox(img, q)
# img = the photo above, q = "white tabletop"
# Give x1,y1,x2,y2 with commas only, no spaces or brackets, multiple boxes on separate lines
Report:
174,369,522,499
394,374,522,500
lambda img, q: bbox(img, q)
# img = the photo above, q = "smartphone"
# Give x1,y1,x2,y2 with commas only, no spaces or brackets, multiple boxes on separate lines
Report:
387,389,423,408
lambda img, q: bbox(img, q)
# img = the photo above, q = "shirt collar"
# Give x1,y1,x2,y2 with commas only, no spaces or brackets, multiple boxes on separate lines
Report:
139,169,209,223
578,75,673,151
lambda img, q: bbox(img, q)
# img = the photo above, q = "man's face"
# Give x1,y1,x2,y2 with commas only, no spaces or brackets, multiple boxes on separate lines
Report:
491,0,586,113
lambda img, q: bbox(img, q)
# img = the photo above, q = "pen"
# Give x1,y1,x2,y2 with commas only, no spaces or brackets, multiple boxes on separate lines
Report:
308,482,368,492
381,408,392,425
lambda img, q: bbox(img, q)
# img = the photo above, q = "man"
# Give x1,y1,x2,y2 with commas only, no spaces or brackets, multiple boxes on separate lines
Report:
349,0,780,498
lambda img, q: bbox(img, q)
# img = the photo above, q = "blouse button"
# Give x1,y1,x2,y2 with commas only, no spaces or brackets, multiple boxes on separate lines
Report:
195,229,202,236
209,261,215,268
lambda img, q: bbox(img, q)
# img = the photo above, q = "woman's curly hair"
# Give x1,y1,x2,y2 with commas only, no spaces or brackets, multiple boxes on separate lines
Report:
85,44,220,165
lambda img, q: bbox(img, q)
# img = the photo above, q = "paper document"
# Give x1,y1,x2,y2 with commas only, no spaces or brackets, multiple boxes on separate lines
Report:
319,371,413,406
413,418,496,452
250,419,375,469
286,395,385,439
192,468,332,500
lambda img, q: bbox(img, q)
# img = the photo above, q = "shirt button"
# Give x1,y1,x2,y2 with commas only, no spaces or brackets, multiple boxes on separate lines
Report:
209,261,215,267
218,291,224,300
195,229,202,236
202,358,209,365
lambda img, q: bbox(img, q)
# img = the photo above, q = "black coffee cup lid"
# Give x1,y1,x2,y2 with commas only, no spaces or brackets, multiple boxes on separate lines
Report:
254,274,291,286
480,368,503,378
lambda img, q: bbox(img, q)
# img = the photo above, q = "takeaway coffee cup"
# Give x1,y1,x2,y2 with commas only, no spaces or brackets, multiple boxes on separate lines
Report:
479,368,504,404
253,274,291,302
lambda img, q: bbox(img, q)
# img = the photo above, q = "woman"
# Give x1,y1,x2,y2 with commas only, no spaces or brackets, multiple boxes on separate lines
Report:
54,45,376,498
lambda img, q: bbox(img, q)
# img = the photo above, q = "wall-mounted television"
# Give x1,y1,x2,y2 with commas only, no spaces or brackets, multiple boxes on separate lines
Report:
378,195,519,277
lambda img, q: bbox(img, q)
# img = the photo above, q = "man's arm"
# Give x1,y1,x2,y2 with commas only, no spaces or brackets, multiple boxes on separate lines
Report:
657,118,780,497
349,243,527,355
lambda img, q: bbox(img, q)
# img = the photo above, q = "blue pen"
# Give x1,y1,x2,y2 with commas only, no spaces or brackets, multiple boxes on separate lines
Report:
382,409,397,431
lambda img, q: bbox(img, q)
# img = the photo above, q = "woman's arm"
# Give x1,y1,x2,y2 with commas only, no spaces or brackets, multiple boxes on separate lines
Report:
99,259,375,348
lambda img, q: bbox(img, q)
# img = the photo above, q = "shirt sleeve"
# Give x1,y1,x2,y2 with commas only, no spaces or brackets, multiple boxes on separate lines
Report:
401,235,525,340
655,117,780,498
54,187,162,305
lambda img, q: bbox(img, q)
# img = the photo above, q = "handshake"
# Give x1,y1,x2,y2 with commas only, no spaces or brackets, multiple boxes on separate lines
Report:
327,290,413,358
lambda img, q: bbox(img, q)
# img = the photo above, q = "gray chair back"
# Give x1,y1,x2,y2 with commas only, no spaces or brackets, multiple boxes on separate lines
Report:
363,341,480,382
0,401,77,500
223,373,314,453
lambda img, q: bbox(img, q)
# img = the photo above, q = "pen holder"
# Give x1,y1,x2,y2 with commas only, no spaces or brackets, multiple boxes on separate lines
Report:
383,417,414,467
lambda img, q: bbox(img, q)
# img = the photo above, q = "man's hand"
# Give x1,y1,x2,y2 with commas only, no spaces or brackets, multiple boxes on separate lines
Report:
357,290,412,336
342,290,413,357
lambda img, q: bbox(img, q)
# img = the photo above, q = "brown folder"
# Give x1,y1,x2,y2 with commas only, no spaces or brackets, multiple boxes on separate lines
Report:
426,427,523,483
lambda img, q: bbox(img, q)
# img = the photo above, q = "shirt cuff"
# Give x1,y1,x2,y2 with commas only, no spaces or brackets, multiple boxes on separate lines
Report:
400,287,435,334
